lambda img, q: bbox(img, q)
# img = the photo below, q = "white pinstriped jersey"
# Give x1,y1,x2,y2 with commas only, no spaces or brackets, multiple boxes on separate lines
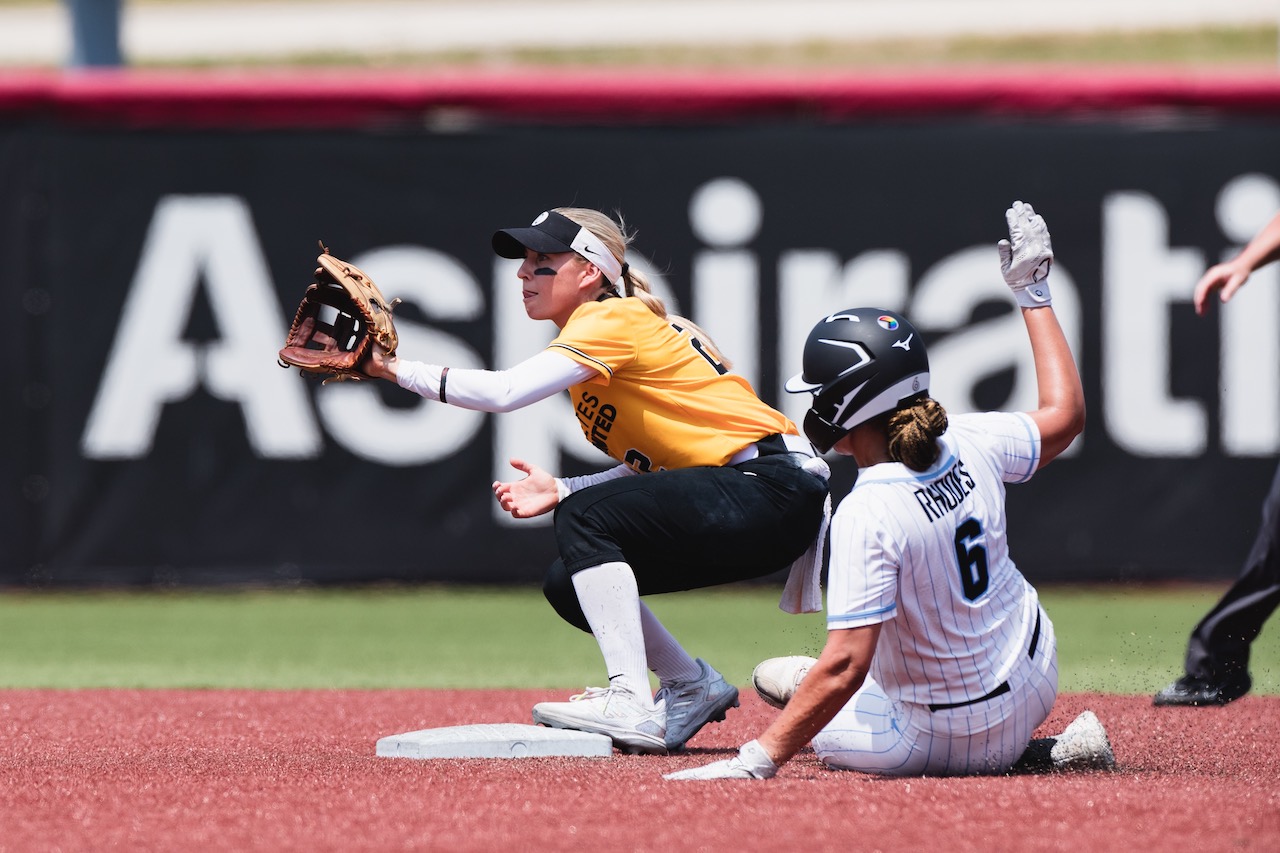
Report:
826,411,1044,707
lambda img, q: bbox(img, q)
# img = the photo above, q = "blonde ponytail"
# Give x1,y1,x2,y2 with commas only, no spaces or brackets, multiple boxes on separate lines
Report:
555,206,733,370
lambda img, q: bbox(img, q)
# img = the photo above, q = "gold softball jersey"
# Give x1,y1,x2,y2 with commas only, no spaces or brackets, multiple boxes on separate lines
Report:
548,298,798,472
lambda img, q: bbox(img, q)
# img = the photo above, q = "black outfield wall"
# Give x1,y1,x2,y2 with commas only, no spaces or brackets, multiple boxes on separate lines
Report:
4,71,1280,585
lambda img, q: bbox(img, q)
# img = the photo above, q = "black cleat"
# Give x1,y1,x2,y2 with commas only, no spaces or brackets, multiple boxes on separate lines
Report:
1153,673,1251,707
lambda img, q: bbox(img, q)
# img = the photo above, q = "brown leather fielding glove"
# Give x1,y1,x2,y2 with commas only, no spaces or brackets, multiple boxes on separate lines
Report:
278,243,400,382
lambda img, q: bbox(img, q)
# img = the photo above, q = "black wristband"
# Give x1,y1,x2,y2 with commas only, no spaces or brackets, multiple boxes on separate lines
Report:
439,366,450,404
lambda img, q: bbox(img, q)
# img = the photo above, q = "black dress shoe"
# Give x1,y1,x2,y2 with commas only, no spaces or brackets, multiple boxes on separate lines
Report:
1153,673,1251,706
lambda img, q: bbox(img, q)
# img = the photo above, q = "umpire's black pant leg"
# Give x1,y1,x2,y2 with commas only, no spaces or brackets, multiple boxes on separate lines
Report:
1185,460,1280,679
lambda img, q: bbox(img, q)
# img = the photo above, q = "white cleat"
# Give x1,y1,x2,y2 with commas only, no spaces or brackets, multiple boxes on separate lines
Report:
751,655,818,710
1049,710,1116,772
532,684,668,755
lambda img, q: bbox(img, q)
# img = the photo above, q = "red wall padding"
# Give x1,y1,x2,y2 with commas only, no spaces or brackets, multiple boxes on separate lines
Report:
2,68,1279,127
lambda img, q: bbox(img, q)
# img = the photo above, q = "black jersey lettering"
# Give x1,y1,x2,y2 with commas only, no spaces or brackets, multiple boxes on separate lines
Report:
913,457,975,523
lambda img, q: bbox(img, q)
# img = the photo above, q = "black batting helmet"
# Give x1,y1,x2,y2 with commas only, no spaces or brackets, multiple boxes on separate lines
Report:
784,308,930,453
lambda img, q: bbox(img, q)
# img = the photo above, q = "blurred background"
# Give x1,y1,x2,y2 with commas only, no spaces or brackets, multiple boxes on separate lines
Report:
3,1,1280,589
2,0,1278,71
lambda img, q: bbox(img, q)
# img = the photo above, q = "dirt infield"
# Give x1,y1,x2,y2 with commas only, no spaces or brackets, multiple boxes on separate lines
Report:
1,689,1276,851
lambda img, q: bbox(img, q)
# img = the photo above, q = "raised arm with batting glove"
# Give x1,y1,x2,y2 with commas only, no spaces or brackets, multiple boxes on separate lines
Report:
666,200,1083,782
997,200,1054,308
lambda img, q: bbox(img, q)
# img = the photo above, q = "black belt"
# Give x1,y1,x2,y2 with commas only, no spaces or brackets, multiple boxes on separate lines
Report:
928,608,1042,712
754,433,806,457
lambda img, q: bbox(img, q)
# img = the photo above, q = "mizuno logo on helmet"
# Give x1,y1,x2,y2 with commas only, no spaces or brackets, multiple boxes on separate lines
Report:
892,334,914,352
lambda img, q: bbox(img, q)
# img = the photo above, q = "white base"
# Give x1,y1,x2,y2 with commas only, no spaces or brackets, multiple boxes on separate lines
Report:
376,723,613,759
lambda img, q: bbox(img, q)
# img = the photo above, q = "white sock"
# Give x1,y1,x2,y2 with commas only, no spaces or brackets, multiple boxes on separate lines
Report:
640,603,701,685
571,562,655,709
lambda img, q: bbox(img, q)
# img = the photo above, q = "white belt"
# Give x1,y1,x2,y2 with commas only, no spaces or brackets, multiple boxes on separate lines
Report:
727,433,816,466
780,433,816,455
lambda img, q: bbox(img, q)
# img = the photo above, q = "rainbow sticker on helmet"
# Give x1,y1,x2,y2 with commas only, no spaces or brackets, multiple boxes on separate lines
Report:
878,315,898,330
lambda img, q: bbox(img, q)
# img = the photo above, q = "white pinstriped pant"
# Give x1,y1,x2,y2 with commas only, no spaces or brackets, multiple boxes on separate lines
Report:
811,610,1059,776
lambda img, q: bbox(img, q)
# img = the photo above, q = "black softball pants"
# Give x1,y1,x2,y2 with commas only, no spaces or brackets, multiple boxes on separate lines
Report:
542,450,829,633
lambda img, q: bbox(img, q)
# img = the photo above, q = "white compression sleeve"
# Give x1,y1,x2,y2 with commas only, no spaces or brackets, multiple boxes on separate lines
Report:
395,350,598,412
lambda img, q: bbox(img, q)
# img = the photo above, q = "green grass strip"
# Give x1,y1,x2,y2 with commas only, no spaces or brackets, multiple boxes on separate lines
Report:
0,584,1274,694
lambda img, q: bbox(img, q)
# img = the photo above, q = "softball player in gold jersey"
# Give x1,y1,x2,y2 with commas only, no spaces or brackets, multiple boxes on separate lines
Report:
365,207,829,754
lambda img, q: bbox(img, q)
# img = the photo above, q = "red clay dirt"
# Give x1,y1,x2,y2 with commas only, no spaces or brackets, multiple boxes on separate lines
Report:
1,689,1276,852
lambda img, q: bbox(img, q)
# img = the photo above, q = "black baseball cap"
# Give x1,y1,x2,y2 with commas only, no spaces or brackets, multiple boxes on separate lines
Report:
492,209,623,283
492,210,585,259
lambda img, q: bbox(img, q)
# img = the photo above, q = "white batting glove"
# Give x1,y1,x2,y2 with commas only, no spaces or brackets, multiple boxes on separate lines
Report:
997,200,1054,308
663,740,779,781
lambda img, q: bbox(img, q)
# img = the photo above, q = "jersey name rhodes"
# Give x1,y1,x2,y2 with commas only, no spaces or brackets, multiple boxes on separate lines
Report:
914,459,977,522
